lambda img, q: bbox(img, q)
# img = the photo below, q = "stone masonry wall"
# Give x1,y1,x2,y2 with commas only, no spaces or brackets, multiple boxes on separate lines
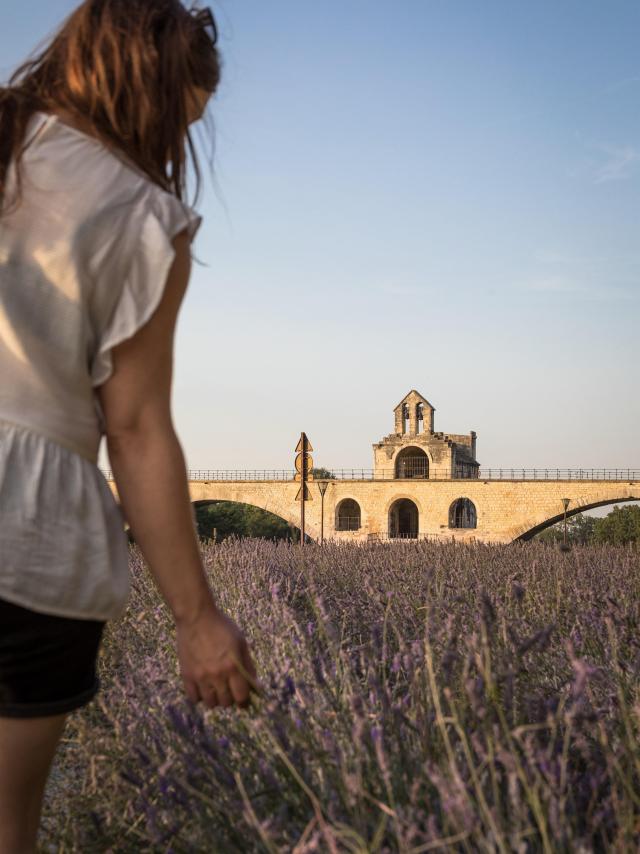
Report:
107,478,639,545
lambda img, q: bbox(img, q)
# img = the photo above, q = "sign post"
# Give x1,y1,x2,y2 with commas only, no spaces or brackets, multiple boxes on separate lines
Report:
560,497,571,552
294,432,313,546
317,480,330,544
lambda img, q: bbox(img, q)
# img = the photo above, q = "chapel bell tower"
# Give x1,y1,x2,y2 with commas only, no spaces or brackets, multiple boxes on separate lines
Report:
373,390,478,480
393,390,435,436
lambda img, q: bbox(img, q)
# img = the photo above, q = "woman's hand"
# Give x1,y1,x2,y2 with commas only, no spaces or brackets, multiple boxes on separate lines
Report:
176,603,259,710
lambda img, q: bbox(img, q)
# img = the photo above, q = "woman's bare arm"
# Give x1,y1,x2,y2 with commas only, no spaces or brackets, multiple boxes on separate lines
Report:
97,231,257,709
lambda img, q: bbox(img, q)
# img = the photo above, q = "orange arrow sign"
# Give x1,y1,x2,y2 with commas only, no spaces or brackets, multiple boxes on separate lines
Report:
295,435,314,453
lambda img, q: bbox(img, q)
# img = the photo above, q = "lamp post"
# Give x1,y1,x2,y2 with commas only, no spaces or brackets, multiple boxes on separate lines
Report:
561,497,571,551
317,480,330,544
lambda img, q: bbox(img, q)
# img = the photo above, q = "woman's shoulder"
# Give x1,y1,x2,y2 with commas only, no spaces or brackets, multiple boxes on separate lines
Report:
22,112,200,240
26,112,144,194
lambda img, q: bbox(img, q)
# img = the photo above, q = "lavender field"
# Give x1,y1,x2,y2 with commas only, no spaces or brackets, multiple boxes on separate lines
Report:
43,539,640,852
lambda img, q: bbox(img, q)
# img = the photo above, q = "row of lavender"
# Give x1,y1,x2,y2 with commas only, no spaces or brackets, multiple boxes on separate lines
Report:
44,539,640,852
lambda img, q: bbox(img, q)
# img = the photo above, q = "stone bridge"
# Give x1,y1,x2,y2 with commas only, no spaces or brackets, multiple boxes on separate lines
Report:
106,469,639,544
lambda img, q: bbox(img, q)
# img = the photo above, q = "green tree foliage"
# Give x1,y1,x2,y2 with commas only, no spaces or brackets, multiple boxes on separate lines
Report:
537,513,597,545
194,502,297,543
593,505,640,546
311,467,334,480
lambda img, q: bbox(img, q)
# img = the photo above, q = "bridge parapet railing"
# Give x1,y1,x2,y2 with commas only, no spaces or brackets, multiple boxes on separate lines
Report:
100,468,640,483
185,469,297,482
366,532,465,543
474,468,639,481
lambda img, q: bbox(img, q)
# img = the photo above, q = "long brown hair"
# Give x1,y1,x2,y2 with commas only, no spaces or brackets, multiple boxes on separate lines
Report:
0,0,220,214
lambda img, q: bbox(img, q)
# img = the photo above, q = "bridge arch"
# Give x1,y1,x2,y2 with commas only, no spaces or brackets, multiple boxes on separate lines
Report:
514,494,640,541
189,493,317,542
394,446,430,479
192,499,304,541
192,498,293,526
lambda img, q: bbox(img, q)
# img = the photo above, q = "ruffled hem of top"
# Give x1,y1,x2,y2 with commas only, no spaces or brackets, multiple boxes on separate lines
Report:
0,420,130,621
90,189,202,387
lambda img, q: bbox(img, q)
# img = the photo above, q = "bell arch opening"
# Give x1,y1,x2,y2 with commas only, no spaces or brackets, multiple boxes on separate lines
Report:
389,498,419,539
402,403,410,434
449,498,477,529
395,447,429,479
336,498,361,531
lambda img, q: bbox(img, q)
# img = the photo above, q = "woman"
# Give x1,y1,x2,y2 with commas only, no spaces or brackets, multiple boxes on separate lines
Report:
0,1,258,849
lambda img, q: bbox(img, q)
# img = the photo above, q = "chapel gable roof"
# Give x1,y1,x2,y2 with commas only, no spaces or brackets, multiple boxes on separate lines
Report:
393,390,435,412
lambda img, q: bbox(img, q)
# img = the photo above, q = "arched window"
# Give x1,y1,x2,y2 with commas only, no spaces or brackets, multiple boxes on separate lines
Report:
395,447,429,479
336,499,361,531
416,403,424,434
389,498,419,538
449,498,477,529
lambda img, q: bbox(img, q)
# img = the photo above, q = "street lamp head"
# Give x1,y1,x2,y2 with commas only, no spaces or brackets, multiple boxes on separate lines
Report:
317,480,330,497
561,498,571,511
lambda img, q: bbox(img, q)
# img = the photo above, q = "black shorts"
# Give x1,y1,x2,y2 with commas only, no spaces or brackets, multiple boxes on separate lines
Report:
0,597,105,718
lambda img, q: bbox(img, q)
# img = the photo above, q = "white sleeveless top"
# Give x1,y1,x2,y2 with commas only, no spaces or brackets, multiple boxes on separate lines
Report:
0,112,201,620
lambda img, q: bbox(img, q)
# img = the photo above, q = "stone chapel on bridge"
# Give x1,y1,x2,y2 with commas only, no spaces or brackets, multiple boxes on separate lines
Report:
372,390,479,481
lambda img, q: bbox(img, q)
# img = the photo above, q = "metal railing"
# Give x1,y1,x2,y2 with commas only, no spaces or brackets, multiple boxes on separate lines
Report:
367,532,479,543
455,465,481,479
336,516,361,531
395,461,429,478
187,469,297,482
471,468,639,481
100,467,640,483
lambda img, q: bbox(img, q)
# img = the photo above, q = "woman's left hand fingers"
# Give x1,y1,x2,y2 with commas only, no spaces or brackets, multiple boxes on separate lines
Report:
200,684,219,709
211,680,234,708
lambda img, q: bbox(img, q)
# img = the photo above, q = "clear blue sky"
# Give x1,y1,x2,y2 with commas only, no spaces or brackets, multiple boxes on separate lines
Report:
3,1,639,471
